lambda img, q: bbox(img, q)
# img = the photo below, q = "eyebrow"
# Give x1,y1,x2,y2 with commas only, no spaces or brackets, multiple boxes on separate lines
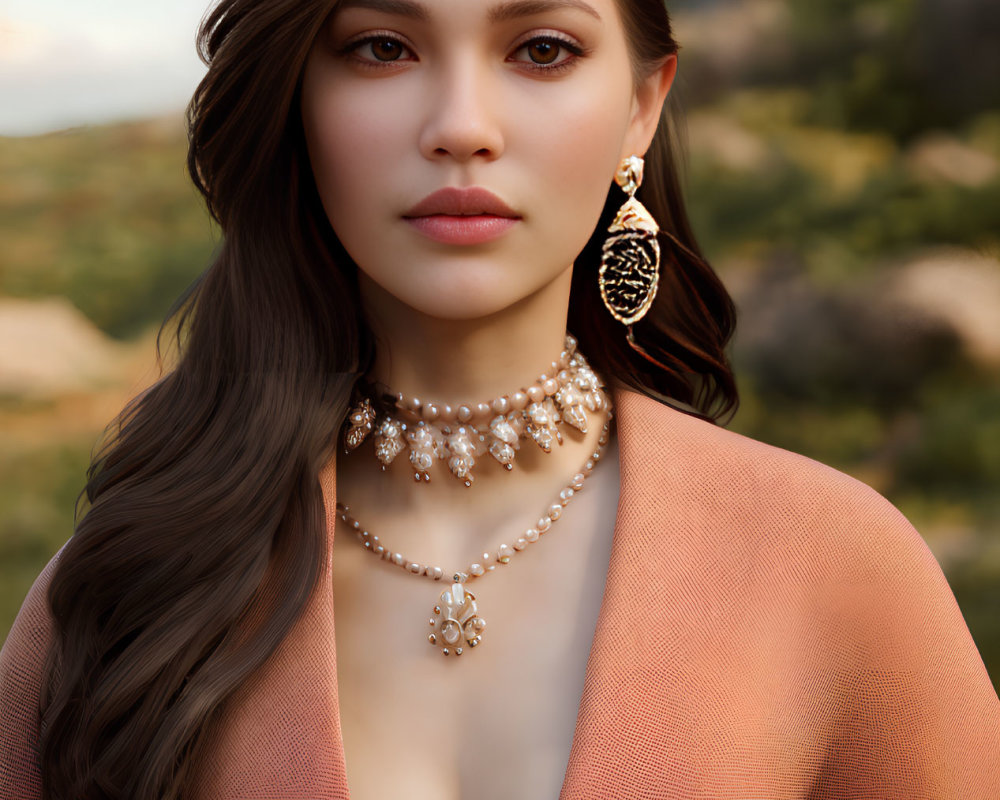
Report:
334,0,602,24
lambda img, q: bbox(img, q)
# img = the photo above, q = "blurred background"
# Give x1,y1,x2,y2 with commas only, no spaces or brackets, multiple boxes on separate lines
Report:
1,0,998,689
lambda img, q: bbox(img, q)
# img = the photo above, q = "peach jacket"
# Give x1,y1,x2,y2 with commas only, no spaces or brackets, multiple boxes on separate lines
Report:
2,389,999,798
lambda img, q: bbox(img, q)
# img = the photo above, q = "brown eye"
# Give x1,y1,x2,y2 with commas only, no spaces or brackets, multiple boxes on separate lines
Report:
369,38,404,61
526,40,559,65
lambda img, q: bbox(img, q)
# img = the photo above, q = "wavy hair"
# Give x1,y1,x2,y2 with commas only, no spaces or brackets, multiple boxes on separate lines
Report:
38,0,736,796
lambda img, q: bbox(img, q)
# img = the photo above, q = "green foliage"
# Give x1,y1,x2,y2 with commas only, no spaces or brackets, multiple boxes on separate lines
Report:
0,119,218,339
754,0,1000,139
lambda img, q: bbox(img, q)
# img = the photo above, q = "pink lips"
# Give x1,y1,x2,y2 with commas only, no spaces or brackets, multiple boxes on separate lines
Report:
403,186,521,245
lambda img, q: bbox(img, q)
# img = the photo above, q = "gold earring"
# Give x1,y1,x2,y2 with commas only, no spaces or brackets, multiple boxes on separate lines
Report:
598,155,661,326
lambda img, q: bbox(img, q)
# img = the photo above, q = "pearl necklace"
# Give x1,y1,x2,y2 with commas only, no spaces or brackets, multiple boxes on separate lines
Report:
343,335,607,486
335,401,612,656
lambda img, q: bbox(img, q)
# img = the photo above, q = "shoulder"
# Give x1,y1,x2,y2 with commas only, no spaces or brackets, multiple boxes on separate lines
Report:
2,541,66,672
1,540,68,797
614,389,1000,788
613,386,958,640
614,386,914,546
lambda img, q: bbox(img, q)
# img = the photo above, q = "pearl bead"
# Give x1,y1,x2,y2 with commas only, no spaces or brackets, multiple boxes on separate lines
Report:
431,566,443,580
572,474,585,490
440,404,454,421
422,403,440,422
560,487,575,502
393,552,404,565
491,396,510,414
510,391,528,410
497,544,514,563
537,517,551,532
408,562,422,573
526,385,544,403
457,405,473,422
476,402,492,417
470,563,485,577
405,395,421,412
513,537,527,550
548,504,562,520
542,379,558,396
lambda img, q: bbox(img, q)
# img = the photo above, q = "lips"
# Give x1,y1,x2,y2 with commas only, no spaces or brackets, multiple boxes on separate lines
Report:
402,186,521,245
403,186,520,218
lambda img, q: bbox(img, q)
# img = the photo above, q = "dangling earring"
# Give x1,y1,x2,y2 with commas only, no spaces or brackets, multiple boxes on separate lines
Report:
598,154,661,327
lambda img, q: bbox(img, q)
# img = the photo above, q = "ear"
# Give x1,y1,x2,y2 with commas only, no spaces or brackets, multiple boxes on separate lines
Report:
621,54,677,160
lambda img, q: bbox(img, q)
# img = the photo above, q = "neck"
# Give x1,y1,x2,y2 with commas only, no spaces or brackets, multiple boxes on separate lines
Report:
335,264,616,554
360,266,573,404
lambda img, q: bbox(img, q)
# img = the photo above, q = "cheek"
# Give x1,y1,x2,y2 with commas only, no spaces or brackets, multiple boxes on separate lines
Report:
513,72,634,254
302,79,409,230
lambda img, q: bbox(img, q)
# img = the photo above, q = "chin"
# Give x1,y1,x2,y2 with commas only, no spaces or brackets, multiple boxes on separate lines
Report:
382,282,532,322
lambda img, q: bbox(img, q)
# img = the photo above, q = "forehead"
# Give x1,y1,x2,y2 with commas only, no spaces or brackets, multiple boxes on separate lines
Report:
333,0,607,24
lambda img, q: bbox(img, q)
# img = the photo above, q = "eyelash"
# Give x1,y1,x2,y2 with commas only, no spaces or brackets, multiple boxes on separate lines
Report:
339,31,586,75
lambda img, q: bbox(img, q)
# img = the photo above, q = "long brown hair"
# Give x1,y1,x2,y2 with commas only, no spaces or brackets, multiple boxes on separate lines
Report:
38,0,736,796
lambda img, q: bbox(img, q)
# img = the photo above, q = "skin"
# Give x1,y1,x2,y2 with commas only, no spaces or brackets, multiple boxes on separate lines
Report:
300,0,676,548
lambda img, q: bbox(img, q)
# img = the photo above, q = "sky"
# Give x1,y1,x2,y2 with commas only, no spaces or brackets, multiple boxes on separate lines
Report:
0,0,213,136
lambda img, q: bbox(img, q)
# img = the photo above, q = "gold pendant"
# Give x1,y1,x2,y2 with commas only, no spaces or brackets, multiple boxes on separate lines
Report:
428,577,486,656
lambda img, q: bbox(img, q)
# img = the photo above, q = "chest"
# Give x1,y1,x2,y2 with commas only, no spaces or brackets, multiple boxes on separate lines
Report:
330,465,620,800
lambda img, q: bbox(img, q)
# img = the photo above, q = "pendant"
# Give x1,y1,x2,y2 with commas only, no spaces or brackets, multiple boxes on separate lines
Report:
428,575,486,656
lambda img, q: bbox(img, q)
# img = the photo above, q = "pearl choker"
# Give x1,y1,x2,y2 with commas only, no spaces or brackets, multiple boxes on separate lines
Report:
342,334,608,486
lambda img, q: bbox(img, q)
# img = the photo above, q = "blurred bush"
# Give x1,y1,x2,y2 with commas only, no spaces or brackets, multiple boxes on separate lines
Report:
0,116,217,340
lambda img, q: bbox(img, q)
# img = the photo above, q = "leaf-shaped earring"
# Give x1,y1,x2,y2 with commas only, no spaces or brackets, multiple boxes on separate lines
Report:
598,154,661,326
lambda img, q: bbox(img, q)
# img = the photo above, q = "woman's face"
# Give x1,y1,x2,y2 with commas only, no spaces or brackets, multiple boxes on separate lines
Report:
300,0,674,321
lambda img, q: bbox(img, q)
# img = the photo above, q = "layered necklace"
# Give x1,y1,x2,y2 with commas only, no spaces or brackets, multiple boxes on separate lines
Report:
337,334,612,657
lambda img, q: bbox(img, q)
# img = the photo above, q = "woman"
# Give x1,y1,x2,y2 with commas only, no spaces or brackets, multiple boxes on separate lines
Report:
2,0,998,797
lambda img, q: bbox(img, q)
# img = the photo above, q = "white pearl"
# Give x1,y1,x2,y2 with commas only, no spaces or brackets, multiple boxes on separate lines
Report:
513,537,527,550
470,563,485,577
548,504,562,520
559,487,574,502
393,553,404,566
431,566,444,580
537,517,551,532
525,528,539,543
408,562,422,574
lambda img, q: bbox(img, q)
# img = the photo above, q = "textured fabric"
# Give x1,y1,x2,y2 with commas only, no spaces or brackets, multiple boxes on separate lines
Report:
2,387,999,798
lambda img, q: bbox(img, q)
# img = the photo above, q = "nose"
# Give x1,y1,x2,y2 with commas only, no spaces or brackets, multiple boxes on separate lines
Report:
417,55,504,163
